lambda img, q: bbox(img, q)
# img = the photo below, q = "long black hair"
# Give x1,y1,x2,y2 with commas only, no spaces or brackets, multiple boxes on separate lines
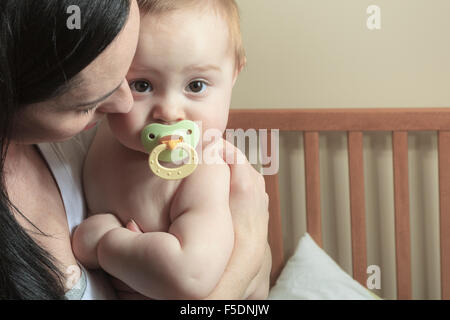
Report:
0,0,131,299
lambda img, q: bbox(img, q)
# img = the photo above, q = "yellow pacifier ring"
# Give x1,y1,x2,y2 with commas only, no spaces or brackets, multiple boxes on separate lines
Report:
149,143,199,180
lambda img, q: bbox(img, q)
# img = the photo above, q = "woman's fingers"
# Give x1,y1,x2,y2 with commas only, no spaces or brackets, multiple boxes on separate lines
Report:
126,219,143,233
109,276,151,300
244,242,272,300
219,139,267,199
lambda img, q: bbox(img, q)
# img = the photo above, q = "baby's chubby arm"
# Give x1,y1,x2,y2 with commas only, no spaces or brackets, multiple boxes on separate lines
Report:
97,143,234,300
72,213,123,270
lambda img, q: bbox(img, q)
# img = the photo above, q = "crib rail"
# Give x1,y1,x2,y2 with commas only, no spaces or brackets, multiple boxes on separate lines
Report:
227,108,450,300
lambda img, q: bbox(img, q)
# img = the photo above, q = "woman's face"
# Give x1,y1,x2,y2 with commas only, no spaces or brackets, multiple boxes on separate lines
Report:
12,0,141,144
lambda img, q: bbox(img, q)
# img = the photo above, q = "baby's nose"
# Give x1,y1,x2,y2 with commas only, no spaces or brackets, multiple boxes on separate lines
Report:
152,110,185,125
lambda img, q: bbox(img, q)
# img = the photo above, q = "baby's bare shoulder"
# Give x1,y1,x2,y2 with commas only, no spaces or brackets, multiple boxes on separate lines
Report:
84,122,150,214
169,148,231,222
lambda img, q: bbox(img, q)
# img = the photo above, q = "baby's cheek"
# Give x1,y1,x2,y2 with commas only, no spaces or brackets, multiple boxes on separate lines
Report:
107,113,128,137
107,114,144,152
202,110,228,132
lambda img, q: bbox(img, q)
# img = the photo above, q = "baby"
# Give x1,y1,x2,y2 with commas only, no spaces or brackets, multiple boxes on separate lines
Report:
72,0,270,300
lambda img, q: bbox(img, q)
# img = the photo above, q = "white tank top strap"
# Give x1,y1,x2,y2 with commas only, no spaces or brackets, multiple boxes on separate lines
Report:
37,125,117,300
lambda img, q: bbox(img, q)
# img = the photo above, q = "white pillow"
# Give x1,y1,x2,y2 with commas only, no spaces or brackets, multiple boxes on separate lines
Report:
268,233,378,300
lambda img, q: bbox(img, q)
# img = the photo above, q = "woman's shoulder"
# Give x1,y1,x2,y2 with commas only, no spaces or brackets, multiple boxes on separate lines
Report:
37,126,100,232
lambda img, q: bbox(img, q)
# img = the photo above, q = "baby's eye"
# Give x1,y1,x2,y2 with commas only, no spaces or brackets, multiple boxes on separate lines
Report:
186,80,207,93
130,80,153,93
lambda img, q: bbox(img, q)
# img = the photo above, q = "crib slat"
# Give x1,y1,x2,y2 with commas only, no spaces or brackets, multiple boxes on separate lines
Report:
265,174,284,287
438,131,450,300
348,132,368,287
304,132,323,247
392,131,412,300
263,131,284,287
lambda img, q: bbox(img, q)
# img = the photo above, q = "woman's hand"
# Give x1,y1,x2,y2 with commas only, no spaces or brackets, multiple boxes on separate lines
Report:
205,140,270,299
109,276,151,300
244,242,272,299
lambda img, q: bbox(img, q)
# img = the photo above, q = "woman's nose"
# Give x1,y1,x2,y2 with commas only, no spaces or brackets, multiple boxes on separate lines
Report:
97,81,134,114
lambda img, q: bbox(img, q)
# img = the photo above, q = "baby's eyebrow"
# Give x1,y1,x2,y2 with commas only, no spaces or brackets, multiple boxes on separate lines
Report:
128,65,162,77
129,64,222,75
183,65,221,73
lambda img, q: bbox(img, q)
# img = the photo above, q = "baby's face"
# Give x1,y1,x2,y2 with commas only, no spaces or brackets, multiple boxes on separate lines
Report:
107,7,238,153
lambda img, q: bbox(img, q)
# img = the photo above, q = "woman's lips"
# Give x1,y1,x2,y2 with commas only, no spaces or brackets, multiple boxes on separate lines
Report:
84,121,98,131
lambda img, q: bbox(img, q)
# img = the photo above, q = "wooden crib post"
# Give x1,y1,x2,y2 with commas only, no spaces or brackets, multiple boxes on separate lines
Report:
348,132,368,287
392,131,412,300
438,131,450,300
263,130,284,287
304,132,323,247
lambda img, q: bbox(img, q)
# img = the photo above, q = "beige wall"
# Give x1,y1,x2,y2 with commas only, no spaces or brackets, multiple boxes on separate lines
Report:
233,0,450,109
232,0,450,299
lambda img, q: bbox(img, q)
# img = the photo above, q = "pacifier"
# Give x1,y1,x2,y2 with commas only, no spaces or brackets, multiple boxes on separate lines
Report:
141,120,200,180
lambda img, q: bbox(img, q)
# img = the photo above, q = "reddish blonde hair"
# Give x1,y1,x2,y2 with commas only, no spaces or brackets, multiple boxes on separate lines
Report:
137,0,246,70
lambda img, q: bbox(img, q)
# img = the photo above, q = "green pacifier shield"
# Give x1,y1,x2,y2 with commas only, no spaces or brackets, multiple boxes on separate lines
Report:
140,120,200,163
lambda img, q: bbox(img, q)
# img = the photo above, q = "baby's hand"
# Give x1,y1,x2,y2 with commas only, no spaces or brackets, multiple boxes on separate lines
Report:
109,220,151,300
72,213,123,269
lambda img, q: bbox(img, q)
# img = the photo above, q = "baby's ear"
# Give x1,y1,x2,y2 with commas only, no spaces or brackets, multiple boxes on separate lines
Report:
232,57,247,86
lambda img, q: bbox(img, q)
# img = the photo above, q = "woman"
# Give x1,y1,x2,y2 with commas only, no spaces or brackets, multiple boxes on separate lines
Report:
0,0,270,299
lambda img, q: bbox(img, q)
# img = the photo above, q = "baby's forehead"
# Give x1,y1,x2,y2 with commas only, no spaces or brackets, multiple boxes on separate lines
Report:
136,1,244,70
138,9,235,53
139,5,232,32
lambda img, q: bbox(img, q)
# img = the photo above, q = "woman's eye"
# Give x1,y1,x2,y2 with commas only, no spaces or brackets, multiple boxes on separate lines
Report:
187,81,207,93
79,104,98,116
130,80,153,93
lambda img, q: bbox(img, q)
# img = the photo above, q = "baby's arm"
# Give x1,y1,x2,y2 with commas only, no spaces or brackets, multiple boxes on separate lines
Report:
97,148,234,300
72,213,123,270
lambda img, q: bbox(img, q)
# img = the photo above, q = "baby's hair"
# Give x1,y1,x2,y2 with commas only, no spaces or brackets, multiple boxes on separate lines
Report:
137,0,246,71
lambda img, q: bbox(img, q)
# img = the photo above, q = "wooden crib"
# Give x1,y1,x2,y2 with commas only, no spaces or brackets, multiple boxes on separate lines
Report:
227,108,450,300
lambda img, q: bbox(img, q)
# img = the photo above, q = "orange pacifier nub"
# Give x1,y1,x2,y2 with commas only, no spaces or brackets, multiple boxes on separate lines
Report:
141,120,200,180
160,135,184,151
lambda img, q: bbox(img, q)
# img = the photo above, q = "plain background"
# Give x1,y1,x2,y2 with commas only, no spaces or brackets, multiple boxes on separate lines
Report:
232,0,449,299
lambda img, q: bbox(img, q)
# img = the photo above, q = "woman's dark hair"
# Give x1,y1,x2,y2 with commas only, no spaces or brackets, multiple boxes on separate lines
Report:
0,0,131,299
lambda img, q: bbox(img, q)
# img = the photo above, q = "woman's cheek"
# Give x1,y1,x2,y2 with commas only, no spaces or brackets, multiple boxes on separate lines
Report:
57,115,92,139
